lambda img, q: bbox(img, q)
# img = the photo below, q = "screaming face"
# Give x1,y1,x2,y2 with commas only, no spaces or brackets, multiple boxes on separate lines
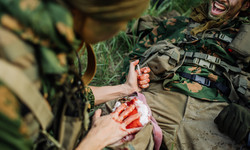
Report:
208,0,249,20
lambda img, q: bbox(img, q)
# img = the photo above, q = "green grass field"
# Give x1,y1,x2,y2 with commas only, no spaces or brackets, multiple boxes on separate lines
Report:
80,0,206,86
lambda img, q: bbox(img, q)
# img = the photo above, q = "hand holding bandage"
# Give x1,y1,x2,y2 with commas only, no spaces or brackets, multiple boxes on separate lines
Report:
125,60,151,94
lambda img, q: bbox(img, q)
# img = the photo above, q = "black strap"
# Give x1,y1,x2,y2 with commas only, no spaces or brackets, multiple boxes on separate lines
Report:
178,72,230,95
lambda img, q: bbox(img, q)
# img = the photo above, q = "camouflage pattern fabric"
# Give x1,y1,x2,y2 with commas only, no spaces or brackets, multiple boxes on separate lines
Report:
0,0,95,149
0,81,33,150
122,16,248,102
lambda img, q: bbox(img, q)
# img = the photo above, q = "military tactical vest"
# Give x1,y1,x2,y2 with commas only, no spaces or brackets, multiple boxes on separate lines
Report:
138,23,250,109
0,26,96,150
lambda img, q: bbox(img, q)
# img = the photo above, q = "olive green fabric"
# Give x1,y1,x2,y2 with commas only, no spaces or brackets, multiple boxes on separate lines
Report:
142,82,241,150
214,103,250,143
232,74,250,106
64,0,150,22
140,40,181,81
122,15,248,102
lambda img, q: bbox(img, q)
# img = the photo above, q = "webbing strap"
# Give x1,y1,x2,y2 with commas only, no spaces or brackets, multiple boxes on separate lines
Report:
82,43,96,85
77,42,97,85
199,33,233,43
181,50,241,74
0,59,53,130
178,72,230,95
185,22,233,43
184,58,220,74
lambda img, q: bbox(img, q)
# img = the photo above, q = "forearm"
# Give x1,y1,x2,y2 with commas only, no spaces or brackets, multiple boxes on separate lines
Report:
90,84,135,105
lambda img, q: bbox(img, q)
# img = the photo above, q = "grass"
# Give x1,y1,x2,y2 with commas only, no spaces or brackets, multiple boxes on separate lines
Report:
79,0,206,86
91,31,136,86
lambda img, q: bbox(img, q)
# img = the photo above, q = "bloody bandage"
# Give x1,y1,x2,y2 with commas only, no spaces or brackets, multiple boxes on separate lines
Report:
112,97,150,129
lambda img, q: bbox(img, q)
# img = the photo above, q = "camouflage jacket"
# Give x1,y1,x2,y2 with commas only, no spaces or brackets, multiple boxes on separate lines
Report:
0,0,94,149
123,16,249,102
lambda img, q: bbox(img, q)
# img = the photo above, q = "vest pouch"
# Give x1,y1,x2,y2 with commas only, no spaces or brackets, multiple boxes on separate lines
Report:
57,101,89,150
228,24,250,62
140,40,180,81
59,115,82,150
232,74,250,108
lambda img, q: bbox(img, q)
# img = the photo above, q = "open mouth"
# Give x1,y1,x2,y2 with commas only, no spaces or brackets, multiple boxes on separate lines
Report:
210,1,228,16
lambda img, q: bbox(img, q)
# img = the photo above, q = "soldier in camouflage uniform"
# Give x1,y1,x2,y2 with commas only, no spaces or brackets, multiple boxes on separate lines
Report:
0,0,151,150
121,0,250,149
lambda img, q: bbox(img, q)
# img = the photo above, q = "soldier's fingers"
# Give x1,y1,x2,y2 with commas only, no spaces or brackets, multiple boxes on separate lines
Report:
126,127,143,135
140,67,151,74
138,79,150,85
112,103,127,116
139,83,149,89
132,60,139,66
92,109,102,123
118,104,136,122
138,74,149,80
123,113,141,126
129,60,139,73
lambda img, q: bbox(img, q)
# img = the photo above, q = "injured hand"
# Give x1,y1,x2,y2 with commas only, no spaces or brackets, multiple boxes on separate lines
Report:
110,95,150,146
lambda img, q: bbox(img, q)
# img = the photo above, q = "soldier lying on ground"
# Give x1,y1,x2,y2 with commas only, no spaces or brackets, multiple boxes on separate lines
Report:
105,0,250,149
0,0,152,150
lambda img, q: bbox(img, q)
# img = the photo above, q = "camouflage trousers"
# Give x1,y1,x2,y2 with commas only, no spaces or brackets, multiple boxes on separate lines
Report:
102,81,241,150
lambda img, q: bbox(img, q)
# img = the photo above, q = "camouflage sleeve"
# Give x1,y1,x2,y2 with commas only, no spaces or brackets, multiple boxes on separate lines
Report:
84,86,95,110
0,81,33,150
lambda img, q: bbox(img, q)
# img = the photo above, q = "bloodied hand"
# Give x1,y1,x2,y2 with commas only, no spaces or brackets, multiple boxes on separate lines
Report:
125,60,151,93
83,104,142,148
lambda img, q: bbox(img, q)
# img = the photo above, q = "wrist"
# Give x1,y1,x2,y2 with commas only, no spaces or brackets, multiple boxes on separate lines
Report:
121,83,135,96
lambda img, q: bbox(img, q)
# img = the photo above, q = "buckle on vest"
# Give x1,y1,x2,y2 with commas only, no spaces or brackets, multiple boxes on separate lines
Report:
205,55,221,64
191,74,211,86
218,34,233,43
193,58,216,71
